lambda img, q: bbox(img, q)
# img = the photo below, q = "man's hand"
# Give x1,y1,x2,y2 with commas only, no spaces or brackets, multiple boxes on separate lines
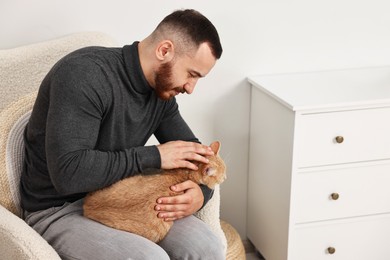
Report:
157,141,214,170
155,180,204,221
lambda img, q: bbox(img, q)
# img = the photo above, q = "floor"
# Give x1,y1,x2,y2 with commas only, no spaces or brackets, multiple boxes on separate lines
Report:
244,240,265,260
246,252,263,260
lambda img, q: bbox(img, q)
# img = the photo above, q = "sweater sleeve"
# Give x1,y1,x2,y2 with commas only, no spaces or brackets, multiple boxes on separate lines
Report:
154,99,214,209
45,61,160,195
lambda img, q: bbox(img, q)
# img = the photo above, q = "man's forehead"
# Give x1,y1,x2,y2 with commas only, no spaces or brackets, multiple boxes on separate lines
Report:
189,43,216,74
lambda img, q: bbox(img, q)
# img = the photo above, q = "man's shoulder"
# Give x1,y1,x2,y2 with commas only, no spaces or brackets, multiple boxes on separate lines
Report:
62,46,123,65
49,46,124,81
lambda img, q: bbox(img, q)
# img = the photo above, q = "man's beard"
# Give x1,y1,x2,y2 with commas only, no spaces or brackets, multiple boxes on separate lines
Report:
154,62,181,100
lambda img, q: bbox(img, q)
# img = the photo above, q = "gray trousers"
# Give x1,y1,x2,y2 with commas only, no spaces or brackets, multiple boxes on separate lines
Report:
24,199,225,260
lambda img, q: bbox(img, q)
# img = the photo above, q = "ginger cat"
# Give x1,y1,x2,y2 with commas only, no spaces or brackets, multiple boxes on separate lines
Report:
83,141,226,243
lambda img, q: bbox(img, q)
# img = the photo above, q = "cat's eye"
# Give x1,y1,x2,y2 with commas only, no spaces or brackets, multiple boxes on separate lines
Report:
206,167,216,176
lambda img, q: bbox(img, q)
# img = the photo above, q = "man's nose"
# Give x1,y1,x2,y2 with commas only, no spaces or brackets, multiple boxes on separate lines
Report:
184,79,197,94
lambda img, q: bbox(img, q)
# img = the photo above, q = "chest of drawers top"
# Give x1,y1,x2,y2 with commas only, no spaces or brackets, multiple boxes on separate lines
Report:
248,66,390,112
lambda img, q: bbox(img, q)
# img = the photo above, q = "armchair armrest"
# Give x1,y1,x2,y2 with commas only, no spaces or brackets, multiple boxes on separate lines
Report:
0,205,61,260
194,184,227,254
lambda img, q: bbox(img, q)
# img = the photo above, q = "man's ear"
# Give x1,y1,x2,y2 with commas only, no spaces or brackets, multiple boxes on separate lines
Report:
155,40,175,62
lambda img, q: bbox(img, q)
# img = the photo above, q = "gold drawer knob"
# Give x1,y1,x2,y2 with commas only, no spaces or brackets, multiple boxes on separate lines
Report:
330,193,339,200
335,136,344,143
327,247,336,254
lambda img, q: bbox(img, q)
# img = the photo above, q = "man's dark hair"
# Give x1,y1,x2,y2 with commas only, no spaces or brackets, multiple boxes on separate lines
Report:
155,9,223,59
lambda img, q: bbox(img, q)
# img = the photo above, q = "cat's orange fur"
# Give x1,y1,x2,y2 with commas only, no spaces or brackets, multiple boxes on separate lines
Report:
83,141,226,243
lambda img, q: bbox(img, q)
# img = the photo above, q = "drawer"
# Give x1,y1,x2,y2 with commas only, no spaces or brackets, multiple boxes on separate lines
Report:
290,215,390,260
293,162,390,223
294,107,390,168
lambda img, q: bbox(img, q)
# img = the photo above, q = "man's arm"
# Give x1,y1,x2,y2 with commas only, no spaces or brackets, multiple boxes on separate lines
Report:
44,61,160,195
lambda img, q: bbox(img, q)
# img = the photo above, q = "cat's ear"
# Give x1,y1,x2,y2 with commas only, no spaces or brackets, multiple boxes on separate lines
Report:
204,166,216,176
209,141,221,154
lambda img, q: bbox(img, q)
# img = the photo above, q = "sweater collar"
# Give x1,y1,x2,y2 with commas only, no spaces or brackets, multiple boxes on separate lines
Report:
123,41,153,94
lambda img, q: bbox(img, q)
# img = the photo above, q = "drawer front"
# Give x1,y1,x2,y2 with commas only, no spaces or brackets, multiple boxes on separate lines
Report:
294,107,390,168
293,162,390,223
290,215,390,260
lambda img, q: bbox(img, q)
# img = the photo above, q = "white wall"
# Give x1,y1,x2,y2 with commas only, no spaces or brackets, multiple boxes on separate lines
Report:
2,0,390,238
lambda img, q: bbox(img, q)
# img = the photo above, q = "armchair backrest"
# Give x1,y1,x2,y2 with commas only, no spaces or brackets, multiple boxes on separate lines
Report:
0,31,117,111
0,32,117,217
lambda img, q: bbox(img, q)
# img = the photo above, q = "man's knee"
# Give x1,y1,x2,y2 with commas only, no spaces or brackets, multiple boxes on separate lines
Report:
166,230,225,260
191,235,225,259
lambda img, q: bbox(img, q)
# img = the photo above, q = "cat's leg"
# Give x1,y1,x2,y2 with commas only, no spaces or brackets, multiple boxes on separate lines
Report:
24,199,170,260
158,215,225,260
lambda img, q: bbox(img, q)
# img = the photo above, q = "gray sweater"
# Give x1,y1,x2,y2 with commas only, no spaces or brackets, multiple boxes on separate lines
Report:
21,42,213,212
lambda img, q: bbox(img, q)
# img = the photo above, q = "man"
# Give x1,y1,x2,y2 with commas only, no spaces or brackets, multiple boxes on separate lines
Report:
21,9,224,260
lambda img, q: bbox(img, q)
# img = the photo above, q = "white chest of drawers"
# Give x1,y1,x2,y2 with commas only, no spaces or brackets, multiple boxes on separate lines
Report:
247,67,390,260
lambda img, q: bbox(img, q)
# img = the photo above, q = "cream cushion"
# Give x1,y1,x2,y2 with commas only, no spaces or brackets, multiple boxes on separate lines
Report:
0,92,36,216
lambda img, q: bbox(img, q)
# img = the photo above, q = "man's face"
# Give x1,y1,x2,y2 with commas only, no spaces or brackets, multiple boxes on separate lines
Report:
154,42,217,101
